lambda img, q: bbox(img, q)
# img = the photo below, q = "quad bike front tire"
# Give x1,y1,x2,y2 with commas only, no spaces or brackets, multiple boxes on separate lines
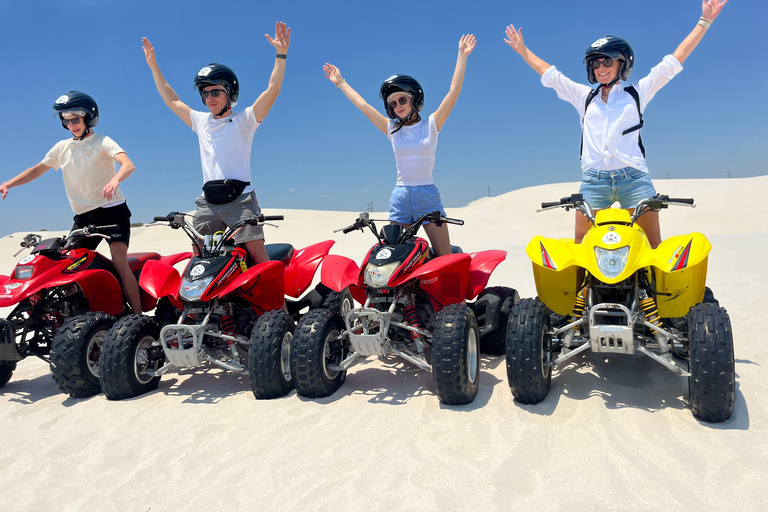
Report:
0,361,16,388
290,309,347,398
432,303,480,405
505,298,552,404
100,315,163,401
687,303,735,423
51,312,116,398
475,286,520,356
322,287,354,319
249,310,296,399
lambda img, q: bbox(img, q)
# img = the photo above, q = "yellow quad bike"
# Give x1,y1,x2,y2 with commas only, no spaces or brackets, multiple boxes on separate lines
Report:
505,194,735,423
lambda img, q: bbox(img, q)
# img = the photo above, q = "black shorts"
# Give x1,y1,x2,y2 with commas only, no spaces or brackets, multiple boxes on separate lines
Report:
72,203,132,251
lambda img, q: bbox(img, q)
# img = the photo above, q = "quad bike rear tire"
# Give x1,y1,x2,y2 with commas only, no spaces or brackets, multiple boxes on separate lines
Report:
290,309,347,398
322,287,354,319
51,312,116,398
432,303,480,405
0,361,16,388
687,303,735,423
475,286,519,356
249,310,296,399
100,315,163,401
505,298,552,404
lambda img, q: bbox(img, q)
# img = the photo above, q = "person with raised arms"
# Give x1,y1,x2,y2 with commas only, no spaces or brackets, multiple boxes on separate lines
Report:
504,0,729,248
323,34,476,257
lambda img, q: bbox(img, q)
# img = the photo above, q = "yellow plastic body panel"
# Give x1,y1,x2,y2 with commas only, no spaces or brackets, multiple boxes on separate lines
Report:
526,208,711,317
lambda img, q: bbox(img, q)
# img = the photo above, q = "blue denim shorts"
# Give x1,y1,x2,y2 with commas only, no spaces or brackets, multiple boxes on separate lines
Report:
579,167,657,209
389,185,446,224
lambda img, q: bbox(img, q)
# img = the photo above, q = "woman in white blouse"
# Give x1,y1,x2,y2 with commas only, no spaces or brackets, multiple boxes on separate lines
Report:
323,34,476,257
504,0,729,248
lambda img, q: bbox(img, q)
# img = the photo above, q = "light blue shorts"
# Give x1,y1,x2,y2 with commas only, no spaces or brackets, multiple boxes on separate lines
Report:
579,167,657,210
389,185,446,225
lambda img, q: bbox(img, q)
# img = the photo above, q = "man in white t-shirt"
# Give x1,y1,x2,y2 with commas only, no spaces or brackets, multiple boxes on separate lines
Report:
142,22,291,265
0,91,142,314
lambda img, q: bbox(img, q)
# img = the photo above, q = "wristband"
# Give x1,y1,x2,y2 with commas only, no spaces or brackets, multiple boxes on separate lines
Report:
698,16,712,28
276,54,287,59
336,78,346,88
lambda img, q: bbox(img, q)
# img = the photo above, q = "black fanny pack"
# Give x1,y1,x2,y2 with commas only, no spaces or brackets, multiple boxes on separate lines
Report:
203,179,250,205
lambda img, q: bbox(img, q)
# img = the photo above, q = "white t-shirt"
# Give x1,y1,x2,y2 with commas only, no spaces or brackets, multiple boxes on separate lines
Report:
386,113,439,186
42,134,126,215
541,55,683,173
190,106,261,194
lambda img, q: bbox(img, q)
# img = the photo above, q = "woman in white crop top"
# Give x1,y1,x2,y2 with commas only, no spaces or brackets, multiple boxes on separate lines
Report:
504,0,729,248
323,34,476,257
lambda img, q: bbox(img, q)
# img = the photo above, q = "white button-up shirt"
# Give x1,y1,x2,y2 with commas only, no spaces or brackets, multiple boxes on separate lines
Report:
541,55,683,173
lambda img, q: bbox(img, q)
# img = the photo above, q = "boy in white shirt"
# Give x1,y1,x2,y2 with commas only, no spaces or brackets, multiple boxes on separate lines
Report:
142,22,290,265
0,91,142,313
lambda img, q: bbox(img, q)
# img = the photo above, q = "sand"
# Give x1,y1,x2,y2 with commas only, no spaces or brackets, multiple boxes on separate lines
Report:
1,177,766,511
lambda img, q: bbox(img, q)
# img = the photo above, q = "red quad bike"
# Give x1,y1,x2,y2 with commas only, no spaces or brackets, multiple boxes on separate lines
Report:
0,226,188,397
291,211,515,405
99,212,345,401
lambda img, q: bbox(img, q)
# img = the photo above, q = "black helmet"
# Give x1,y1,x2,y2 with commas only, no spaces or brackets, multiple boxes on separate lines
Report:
53,90,99,129
584,35,635,84
379,75,424,119
194,63,239,106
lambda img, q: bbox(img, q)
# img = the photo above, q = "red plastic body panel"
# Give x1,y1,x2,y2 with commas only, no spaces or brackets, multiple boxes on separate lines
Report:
465,250,507,300
219,260,285,312
157,252,193,267
126,252,161,273
283,240,335,299
138,259,183,310
320,254,366,305
400,253,472,310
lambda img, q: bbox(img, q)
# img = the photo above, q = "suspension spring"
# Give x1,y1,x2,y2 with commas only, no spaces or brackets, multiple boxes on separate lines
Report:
640,297,664,333
571,294,587,323
220,314,236,343
404,305,423,340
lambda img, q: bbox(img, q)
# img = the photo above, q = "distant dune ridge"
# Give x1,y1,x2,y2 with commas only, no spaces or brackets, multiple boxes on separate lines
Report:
1,176,766,511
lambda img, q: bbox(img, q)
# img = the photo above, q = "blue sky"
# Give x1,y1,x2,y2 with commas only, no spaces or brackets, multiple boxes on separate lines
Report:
0,0,764,235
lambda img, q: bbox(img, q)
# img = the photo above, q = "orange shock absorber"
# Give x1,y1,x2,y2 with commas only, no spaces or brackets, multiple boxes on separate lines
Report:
403,305,423,340
640,297,664,333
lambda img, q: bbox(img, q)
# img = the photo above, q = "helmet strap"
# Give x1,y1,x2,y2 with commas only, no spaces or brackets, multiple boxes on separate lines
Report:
74,126,91,141
601,75,620,90
215,102,231,117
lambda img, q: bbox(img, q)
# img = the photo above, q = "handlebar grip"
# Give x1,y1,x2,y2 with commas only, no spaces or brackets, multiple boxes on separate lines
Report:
441,217,464,226
342,226,358,234
91,224,119,233
668,197,694,205
153,216,169,222
263,215,284,221
541,201,561,209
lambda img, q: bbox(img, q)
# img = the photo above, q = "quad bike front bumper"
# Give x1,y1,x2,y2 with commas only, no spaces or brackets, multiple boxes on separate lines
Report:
159,323,248,374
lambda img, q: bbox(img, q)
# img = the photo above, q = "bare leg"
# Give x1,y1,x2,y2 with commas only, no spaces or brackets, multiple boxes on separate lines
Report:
244,239,287,312
422,222,452,257
574,210,594,244
632,209,661,248
109,242,142,314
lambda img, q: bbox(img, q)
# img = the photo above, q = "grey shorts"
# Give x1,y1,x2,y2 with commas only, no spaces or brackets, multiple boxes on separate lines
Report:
192,191,264,243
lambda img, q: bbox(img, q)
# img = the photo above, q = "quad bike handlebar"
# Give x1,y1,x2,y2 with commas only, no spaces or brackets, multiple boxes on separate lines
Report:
14,224,119,257
538,194,695,225
336,210,464,245
149,211,283,258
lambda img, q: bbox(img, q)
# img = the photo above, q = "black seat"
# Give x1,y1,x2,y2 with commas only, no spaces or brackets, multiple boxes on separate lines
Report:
265,243,294,265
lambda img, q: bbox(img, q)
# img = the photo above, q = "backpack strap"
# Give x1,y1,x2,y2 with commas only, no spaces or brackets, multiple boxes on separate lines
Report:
580,85,646,159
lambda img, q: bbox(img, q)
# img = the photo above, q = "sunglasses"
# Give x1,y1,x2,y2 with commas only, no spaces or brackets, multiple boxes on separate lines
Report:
62,117,83,126
589,57,616,69
387,96,410,110
200,88,226,100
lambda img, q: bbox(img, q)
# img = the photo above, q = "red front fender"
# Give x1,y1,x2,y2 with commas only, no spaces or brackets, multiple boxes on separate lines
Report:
139,259,183,309
398,253,472,308
283,240,335,299
219,260,285,312
320,254,366,305
466,250,507,300
157,252,192,267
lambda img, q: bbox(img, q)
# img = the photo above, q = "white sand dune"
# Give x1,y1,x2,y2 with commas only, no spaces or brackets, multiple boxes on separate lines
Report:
1,177,766,511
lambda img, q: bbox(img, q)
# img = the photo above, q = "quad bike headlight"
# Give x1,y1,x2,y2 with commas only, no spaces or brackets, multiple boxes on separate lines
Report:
14,265,34,280
364,261,399,289
179,276,214,301
594,246,630,279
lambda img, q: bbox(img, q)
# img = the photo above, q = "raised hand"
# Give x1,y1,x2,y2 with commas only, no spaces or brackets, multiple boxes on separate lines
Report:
504,24,525,53
266,22,291,54
459,34,477,57
702,0,729,20
102,177,120,201
323,63,343,85
142,37,157,68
